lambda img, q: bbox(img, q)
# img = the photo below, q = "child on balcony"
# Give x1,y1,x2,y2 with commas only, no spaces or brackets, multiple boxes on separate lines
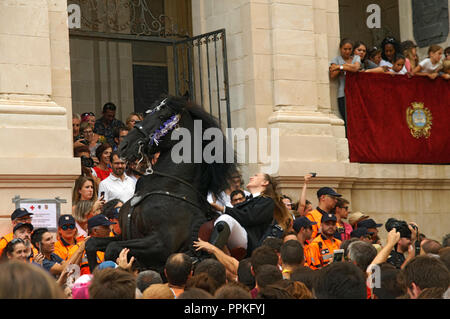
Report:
366,46,382,69
387,54,407,75
401,40,418,73
440,60,450,80
380,37,407,74
412,45,443,80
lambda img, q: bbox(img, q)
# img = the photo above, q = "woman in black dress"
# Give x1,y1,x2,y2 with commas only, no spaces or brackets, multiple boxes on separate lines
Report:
209,173,291,256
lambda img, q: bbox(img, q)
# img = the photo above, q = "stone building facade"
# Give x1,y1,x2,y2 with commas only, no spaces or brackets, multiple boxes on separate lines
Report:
0,0,449,240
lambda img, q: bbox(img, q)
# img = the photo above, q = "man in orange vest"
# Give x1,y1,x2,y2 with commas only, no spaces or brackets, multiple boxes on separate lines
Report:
0,208,34,256
307,213,342,270
306,187,341,239
292,216,316,267
81,215,116,274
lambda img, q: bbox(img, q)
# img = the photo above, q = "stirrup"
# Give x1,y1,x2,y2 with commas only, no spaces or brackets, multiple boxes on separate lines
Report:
209,221,230,250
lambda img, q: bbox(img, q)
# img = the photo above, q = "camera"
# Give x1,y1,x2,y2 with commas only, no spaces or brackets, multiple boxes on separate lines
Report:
81,156,94,168
385,218,411,239
333,249,344,262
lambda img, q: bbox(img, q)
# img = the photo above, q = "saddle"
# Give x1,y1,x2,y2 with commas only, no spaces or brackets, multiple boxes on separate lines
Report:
198,219,247,261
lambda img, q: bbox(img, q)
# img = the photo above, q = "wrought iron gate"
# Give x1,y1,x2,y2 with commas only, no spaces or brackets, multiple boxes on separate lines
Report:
69,28,231,128
172,29,231,128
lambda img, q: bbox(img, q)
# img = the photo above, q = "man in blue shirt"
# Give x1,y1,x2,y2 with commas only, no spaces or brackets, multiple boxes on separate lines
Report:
31,227,86,279
94,102,125,149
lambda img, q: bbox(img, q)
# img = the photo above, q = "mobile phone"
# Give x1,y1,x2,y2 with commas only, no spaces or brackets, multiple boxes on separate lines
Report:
333,249,344,262
309,172,317,177
100,191,105,198
39,242,43,254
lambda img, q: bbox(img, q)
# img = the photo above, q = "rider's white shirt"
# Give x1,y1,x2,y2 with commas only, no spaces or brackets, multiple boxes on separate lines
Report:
207,190,251,213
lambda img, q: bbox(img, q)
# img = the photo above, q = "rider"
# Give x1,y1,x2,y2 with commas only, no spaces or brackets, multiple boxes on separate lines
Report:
209,173,291,257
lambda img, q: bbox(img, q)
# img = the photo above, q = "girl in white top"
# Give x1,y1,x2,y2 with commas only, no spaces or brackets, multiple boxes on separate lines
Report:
413,45,443,80
387,54,407,75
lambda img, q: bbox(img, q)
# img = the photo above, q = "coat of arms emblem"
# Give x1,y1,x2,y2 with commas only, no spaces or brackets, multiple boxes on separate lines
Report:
406,102,432,138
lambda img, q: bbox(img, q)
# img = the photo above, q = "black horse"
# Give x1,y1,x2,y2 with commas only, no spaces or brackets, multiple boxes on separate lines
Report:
86,96,236,273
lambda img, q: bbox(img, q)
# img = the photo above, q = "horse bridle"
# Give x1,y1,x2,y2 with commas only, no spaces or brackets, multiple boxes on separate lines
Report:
124,100,216,241
132,98,181,175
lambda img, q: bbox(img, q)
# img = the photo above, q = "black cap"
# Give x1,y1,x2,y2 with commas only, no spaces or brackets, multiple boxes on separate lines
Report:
293,217,317,233
11,208,33,221
351,227,374,238
321,213,337,223
317,187,342,198
13,222,33,233
104,207,120,220
88,214,116,229
357,219,382,229
112,207,120,219
58,214,76,227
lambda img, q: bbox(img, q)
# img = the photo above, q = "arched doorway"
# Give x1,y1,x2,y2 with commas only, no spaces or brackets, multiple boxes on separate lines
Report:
68,0,231,128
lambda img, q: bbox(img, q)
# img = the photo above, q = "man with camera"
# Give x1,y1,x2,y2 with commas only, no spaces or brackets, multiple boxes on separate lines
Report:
385,218,419,269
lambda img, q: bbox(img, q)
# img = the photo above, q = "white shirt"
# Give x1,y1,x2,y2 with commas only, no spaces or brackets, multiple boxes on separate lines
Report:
207,189,251,213
419,58,442,73
380,59,407,74
76,222,88,238
98,173,136,203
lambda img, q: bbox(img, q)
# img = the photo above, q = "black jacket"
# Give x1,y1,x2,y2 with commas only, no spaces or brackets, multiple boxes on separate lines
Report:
224,195,274,255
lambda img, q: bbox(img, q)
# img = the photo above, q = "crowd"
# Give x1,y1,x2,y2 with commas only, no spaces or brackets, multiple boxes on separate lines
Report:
0,162,449,299
329,36,450,126
0,38,449,300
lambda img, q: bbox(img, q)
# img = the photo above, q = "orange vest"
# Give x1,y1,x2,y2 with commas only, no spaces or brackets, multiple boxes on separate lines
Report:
305,209,324,239
54,238,80,261
306,234,341,270
0,233,14,256
80,250,105,275
303,241,312,267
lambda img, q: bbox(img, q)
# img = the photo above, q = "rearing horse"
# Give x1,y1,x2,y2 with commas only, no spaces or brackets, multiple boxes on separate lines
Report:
87,96,236,273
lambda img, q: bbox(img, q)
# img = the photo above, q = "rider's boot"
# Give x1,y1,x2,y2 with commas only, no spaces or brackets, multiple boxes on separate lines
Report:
208,221,230,250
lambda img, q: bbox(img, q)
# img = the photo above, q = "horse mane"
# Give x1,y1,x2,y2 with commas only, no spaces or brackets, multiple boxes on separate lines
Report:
162,96,237,198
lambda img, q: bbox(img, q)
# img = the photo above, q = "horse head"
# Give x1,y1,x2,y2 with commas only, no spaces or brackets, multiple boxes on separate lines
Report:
119,95,237,197
119,96,186,173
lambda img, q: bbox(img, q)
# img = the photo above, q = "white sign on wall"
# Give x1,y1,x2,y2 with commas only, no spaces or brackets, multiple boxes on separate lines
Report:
12,196,67,232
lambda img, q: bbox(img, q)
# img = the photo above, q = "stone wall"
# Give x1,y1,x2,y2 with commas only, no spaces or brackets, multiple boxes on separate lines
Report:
0,0,80,235
191,0,450,241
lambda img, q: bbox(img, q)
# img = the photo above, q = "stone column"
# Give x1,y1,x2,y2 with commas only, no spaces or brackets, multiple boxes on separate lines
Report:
268,0,348,174
0,0,79,234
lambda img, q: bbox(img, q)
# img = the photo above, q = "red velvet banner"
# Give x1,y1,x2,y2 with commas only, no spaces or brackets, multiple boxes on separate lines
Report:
345,72,450,164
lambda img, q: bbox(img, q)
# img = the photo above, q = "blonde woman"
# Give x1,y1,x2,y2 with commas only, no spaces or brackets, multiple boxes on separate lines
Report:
125,112,144,131
73,200,101,239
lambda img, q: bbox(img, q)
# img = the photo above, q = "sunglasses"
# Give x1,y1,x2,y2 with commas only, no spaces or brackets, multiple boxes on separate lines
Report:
61,224,76,231
11,238,25,245
81,112,95,117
